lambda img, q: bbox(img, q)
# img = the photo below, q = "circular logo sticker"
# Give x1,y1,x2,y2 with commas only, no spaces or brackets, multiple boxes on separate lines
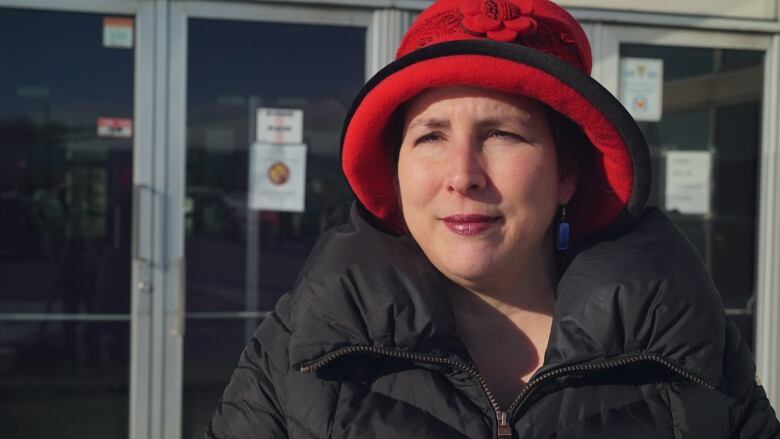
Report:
633,96,648,113
267,162,290,185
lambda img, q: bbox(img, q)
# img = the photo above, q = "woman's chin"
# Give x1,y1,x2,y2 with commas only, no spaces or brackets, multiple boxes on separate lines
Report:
434,254,502,286
418,234,511,286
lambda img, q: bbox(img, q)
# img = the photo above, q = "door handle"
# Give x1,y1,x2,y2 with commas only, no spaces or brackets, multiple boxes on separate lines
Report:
170,257,186,337
132,183,153,294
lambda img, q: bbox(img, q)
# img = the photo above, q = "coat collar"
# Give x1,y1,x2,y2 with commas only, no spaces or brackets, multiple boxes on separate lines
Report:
287,205,470,368
544,207,725,384
287,205,725,385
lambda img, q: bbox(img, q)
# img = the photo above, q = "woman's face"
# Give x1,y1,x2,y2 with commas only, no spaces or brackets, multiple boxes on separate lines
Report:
397,86,577,289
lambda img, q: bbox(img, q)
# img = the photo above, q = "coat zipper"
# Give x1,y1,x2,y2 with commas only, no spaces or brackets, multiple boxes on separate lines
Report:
298,346,510,437
504,353,716,417
298,347,715,438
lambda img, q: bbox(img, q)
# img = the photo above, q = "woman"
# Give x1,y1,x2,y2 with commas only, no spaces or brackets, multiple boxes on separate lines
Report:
207,0,780,437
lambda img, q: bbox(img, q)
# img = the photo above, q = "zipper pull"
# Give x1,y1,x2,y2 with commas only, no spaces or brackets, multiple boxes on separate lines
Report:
497,411,512,437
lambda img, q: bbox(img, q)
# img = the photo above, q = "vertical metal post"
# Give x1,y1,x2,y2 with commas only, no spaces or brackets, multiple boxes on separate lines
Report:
756,33,780,407
130,2,156,438
162,2,188,438
246,96,261,343
150,0,171,437
368,8,414,78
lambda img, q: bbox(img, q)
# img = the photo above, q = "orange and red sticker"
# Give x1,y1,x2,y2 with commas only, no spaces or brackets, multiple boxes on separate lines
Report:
267,162,291,185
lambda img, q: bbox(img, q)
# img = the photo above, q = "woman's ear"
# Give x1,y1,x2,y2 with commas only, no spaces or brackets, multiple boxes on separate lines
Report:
558,157,578,204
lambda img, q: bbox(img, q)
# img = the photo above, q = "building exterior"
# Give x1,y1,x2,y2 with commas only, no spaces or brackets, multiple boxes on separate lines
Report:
0,0,778,438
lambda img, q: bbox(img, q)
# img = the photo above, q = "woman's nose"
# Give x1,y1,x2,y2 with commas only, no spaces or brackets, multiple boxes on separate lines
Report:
445,141,487,194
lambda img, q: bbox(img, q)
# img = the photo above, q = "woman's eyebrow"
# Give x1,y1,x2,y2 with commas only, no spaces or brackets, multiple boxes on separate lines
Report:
475,116,529,129
407,118,450,130
406,116,531,131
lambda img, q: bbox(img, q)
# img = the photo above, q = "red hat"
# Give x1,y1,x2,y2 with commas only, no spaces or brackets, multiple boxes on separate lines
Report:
341,0,650,241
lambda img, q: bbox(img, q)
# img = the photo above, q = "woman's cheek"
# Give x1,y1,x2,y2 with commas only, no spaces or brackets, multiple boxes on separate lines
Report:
400,155,439,204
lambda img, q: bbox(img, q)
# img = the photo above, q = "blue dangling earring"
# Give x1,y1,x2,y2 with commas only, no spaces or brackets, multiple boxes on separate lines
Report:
556,205,570,251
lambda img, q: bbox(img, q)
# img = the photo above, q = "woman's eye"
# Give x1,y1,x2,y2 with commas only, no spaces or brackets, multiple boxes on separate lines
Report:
415,132,444,144
488,130,523,141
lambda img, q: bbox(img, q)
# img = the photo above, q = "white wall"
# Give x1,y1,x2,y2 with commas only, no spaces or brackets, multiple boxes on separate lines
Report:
558,0,777,21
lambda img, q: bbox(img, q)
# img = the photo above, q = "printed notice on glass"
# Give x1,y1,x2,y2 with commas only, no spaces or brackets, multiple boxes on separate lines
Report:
249,142,307,212
97,117,133,138
665,151,712,215
256,108,303,144
103,17,134,49
620,58,664,122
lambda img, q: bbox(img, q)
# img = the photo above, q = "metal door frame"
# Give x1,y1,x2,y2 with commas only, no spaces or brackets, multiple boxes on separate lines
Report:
0,0,158,438
590,23,780,405
166,2,377,438
7,1,777,435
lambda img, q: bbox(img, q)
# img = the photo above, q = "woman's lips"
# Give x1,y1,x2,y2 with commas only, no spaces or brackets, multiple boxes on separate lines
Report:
440,214,501,236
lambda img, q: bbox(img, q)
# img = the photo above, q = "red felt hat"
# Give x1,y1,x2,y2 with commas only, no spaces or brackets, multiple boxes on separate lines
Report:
341,0,650,241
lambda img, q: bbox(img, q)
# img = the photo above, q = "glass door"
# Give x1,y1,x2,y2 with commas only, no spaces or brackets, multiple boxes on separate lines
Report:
169,3,372,437
593,25,771,351
0,5,146,438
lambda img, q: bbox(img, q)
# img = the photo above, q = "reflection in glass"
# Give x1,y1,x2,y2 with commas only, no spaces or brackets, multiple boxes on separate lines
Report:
620,44,763,349
0,8,134,439
0,322,129,438
0,8,134,316
182,319,246,439
184,18,365,437
185,19,365,313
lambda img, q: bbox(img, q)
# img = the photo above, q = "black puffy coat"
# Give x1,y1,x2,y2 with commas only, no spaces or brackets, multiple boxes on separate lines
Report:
206,206,779,438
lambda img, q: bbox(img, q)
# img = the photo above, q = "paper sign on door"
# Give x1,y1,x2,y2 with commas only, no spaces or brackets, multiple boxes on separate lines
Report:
256,108,303,144
665,150,712,215
620,58,664,122
248,142,307,212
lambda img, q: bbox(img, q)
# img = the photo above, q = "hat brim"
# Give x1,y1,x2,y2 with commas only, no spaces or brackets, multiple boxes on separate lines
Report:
341,39,650,240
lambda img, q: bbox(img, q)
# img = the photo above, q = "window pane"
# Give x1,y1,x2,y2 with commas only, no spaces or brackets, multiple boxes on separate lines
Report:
620,44,763,348
182,318,246,439
0,321,129,439
0,8,134,439
183,18,366,437
0,7,134,315
185,19,365,313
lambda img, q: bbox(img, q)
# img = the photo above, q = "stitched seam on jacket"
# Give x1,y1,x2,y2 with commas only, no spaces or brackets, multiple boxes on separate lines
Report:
204,425,243,439
300,276,374,343
221,398,283,425
228,364,288,431
727,376,772,435
666,381,685,439
236,361,285,381
660,379,681,439
268,308,294,336
722,335,751,397
656,378,673,412
246,336,289,378
204,418,224,439
366,388,477,437
554,394,674,435
286,414,326,439
326,378,345,439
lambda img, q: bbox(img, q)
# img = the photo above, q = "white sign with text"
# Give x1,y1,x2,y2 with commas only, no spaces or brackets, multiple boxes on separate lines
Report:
256,108,303,144
248,142,307,212
665,150,712,215
620,58,664,122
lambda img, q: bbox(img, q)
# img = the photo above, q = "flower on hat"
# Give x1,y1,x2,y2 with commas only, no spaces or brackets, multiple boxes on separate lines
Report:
459,0,537,42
